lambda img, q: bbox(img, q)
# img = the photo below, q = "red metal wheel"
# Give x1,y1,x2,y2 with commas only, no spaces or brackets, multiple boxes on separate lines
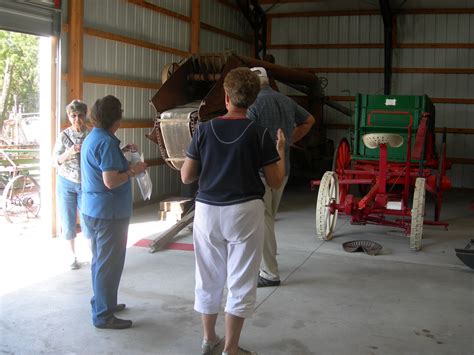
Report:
332,138,351,202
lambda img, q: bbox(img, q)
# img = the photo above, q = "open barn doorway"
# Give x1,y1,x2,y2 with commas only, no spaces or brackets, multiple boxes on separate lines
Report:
0,30,56,232
0,29,69,295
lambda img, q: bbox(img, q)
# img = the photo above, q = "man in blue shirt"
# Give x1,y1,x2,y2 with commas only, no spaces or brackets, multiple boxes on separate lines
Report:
248,67,316,287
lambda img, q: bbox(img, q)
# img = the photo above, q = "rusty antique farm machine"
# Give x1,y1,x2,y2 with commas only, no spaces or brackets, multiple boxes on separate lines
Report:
145,51,347,251
311,94,451,251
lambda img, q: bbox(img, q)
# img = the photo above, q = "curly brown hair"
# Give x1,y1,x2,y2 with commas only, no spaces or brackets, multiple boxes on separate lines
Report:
90,95,122,129
223,67,260,108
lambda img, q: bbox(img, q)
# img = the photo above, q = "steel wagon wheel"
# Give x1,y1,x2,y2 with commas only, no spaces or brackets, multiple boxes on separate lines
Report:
2,174,41,223
316,171,339,240
410,177,426,251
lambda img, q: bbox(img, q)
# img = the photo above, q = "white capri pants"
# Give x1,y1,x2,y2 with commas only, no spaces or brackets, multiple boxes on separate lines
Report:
193,199,264,319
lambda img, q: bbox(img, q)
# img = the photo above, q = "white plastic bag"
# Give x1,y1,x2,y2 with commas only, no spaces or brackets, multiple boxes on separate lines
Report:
130,152,152,200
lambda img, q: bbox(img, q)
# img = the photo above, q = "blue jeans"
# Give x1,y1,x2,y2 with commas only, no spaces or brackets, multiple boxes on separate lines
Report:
83,215,129,326
57,175,89,240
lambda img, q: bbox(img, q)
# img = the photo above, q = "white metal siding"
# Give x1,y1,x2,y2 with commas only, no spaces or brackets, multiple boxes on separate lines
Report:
201,0,251,36
200,0,252,55
84,0,190,52
83,36,182,81
200,29,252,55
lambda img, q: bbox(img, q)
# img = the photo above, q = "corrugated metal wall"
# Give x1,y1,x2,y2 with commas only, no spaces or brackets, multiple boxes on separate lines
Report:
200,0,252,54
268,12,474,188
60,0,252,203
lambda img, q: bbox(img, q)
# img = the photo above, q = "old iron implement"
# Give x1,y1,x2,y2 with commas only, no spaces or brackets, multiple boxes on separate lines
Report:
146,51,348,172
146,51,348,252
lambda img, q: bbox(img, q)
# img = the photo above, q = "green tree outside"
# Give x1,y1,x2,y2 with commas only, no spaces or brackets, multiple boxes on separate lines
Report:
0,30,39,124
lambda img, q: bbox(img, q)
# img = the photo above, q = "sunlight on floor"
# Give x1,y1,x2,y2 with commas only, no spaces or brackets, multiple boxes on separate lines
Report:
0,219,67,296
127,218,176,248
0,213,178,297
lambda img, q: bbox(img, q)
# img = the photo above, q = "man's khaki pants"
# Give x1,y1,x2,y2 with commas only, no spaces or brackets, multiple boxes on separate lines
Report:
259,175,289,281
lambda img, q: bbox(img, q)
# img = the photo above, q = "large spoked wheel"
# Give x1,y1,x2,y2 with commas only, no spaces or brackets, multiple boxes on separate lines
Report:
2,174,41,223
332,138,351,203
410,177,426,251
316,171,339,240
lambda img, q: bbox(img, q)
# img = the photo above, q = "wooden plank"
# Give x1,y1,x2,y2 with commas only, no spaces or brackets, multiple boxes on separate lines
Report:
398,43,474,49
450,158,474,165
61,119,154,130
84,27,189,57
149,209,194,252
127,0,190,22
435,128,474,135
300,67,474,74
119,119,154,128
302,67,384,73
433,98,474,105
200,22,253,44
83,75,161,90
51,36,59,238
67,0,84,102
266,7,474,18
399,8,474,15
268,43,384,49
191,0,200,53
268,43,474,49
326,95,474,105
268,9,380,18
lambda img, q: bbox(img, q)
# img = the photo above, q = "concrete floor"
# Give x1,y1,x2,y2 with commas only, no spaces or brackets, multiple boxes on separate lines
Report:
0,186,473,355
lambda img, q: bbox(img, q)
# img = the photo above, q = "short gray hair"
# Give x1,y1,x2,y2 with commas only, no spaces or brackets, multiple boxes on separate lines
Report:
66,100,87,115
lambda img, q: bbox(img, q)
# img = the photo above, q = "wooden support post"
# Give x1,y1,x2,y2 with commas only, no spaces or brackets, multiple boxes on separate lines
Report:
67,0,84,102
191,0,200,53
51,37,59,237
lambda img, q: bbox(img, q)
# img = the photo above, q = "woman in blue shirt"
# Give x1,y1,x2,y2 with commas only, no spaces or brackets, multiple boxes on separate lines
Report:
81,95,147,329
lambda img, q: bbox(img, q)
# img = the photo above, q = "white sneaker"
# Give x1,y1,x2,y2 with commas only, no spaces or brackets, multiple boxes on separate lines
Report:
202,335,224,355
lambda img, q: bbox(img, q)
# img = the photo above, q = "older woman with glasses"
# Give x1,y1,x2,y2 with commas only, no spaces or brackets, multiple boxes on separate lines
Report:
181,67,286,355
80,95,147,329
53,99,90,270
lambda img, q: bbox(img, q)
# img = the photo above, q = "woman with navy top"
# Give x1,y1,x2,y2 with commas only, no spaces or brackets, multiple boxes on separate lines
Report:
181,67,286,355
80,95,147,329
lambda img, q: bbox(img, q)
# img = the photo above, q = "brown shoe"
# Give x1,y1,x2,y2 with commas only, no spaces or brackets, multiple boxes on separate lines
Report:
114,303,126,313
95,316,132,329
